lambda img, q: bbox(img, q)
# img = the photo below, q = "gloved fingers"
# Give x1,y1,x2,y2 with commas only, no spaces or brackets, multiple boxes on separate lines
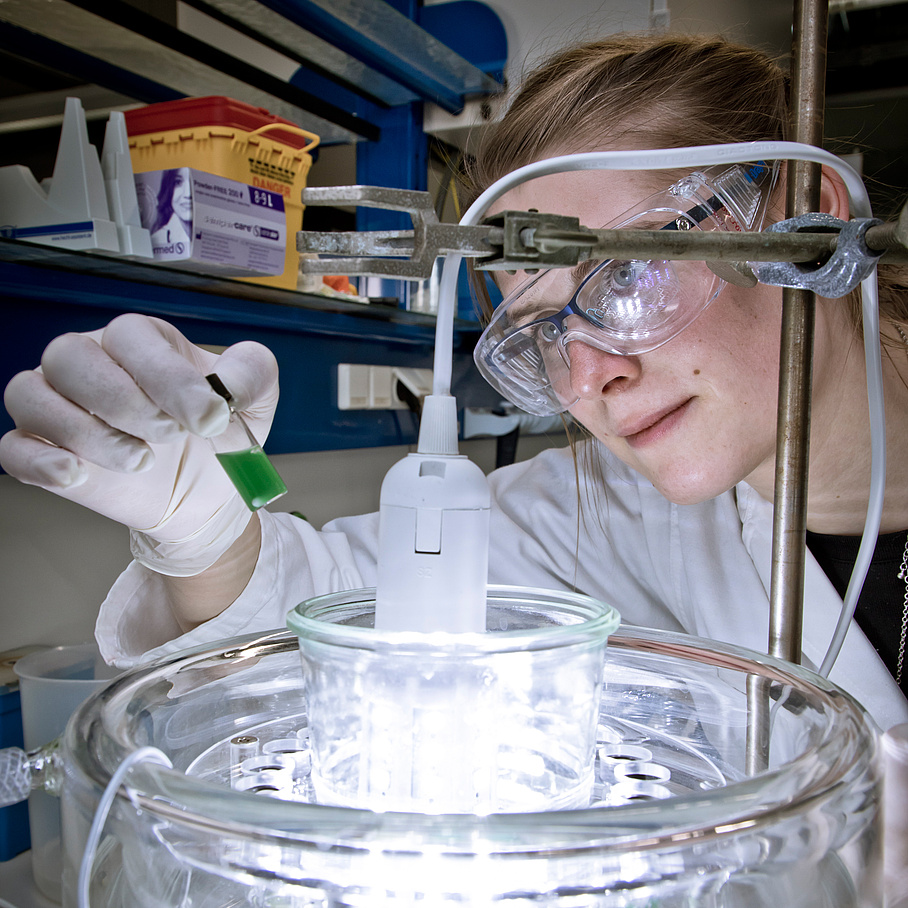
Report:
0,429,89,490
3,370,154,475
99,314,229,437
0,427,183,529
40,332,187,445
208,340,280,421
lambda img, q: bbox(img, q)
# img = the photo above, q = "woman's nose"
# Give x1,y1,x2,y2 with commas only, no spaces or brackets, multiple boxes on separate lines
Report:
567,339,641,399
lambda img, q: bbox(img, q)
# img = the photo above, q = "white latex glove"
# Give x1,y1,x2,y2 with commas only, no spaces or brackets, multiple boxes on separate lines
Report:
0,313,280,576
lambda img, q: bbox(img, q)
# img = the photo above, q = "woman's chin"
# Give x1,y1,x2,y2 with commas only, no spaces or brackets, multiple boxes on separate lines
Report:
648,466,739,507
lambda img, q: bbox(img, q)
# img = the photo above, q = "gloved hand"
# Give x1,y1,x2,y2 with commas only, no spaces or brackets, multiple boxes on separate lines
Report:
0,313,280,576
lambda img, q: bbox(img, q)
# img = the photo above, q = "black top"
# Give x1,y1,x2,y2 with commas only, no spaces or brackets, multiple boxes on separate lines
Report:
806,529,908,696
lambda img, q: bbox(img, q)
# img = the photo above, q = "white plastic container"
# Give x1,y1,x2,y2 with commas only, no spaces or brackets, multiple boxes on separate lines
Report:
14,644,118,903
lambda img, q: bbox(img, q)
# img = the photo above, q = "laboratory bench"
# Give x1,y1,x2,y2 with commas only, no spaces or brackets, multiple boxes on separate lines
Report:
0,851,55,908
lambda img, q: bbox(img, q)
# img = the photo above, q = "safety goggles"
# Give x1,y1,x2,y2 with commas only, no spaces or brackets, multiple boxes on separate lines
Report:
473,162,777,416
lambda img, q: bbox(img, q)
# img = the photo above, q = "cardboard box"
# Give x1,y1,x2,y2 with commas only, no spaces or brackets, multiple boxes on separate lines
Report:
134,167,286,277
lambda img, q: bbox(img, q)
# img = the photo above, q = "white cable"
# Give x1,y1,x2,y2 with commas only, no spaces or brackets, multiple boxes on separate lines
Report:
433,141,883,676
819,271,886,676
78,746,172,908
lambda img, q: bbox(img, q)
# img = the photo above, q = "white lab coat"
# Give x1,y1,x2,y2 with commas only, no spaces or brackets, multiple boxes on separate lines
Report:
96,441,908,731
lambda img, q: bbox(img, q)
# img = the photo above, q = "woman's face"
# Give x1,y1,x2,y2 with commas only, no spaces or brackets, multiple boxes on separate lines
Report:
493,168,786,506
172,170,193,221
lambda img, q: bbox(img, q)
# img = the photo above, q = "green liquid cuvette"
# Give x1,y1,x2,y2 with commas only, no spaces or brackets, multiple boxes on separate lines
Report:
215,446,288,510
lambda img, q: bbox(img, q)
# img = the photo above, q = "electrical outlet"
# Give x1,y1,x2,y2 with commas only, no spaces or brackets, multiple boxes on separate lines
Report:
338,364,404,410
337,364,434,410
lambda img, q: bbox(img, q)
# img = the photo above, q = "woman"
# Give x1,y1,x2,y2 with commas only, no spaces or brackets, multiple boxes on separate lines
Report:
149,167,193,252
2,33,907,729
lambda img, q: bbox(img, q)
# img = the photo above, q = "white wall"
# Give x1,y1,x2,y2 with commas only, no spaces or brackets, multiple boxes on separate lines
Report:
475,0,651,84
0,475,131,650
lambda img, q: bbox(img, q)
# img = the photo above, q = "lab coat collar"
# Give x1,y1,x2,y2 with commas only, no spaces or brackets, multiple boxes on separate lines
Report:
735,481,908,730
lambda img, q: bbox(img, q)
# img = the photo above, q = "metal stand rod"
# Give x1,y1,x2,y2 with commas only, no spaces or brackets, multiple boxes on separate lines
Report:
768,282,813,665
745,675,772,776
769,0,829,665
747,0,829,775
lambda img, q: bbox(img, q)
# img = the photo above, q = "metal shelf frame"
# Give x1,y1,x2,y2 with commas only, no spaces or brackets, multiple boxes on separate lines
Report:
0,0,507,454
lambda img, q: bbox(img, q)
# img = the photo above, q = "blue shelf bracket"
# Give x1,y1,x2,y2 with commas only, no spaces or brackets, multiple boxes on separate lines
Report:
261,0,504,113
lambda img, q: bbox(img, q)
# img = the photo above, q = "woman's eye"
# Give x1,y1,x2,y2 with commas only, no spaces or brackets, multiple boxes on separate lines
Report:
611,263,637,288
606,260,648,289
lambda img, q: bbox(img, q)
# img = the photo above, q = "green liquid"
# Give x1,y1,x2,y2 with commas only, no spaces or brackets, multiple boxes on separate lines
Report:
216,446,288,511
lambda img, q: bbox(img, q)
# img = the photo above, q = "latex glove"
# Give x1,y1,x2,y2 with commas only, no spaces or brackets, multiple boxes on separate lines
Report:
0,313,280,576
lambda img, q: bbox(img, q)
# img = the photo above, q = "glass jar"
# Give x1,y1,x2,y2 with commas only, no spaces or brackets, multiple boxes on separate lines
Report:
287,586,620,813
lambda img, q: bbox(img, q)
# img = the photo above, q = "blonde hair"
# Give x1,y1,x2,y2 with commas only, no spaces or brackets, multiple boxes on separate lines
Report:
464,32,907,337
471,34,788,186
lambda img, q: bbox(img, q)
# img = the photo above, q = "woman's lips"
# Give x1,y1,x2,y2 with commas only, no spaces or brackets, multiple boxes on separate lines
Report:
620,399,693,447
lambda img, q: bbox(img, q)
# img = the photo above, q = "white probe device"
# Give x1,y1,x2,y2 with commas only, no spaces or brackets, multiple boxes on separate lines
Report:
375,395,491,633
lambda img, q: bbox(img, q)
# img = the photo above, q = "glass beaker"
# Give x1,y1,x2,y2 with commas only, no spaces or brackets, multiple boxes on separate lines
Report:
287,586,620,814
59,623,882,907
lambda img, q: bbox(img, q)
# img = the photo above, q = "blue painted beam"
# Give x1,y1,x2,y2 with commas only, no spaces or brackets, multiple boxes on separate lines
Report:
418,1,507,83
66,0,381,140
183,0,420,108
259,0,503,113
0,20,182,106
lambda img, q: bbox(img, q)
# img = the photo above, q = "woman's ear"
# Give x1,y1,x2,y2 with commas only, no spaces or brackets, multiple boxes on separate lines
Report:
819,164,851,220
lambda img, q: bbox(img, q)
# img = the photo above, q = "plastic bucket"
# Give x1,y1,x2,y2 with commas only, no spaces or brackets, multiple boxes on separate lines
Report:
126,97,319,289
14,644,119,902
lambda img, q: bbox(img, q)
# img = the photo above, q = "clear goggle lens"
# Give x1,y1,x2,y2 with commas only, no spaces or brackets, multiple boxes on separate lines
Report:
479,258,719,416
576,258,682,336
474,163,776,416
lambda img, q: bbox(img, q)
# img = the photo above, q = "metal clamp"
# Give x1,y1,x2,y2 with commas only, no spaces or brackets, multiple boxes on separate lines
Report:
296,186,905,283
297,186,497,279
752,213,883,298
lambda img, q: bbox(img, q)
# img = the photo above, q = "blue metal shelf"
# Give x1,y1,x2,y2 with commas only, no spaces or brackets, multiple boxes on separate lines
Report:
0,0,507,454
0,240,500,455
